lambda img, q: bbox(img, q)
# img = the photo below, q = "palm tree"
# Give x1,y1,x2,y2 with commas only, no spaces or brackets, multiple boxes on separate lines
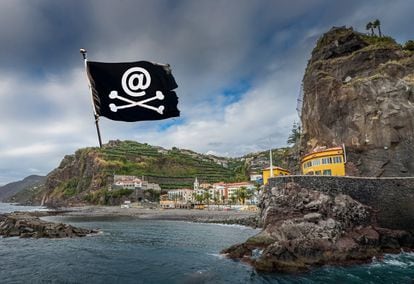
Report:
195,194,204,207
373,19,382,37
203,190,212,210
236,187,250,205
366,22,374,36
213,194,220,210
229,194,237,208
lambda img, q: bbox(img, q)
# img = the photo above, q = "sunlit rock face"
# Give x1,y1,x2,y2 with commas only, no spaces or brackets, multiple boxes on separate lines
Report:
301,26,414,176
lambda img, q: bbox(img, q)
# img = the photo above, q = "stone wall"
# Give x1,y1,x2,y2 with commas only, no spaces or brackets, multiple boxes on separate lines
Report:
268,175,414,232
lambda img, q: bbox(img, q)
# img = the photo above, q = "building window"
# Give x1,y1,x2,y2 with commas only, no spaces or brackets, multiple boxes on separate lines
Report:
323,169,332,176
333,156,342,163
322,157,333,164
312,159,321,166
315,170,322,175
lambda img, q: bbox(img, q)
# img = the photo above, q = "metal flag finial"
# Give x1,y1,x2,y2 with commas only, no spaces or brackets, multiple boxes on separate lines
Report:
80,48,87,60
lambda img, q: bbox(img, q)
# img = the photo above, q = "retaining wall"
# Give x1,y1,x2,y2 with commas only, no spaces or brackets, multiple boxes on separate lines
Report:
268,175,414,232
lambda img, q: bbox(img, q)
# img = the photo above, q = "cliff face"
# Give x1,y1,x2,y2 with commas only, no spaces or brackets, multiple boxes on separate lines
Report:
39,147,107,206
301,26,414,176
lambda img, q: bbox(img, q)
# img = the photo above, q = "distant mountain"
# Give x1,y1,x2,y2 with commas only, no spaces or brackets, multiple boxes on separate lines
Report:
0,175,46,202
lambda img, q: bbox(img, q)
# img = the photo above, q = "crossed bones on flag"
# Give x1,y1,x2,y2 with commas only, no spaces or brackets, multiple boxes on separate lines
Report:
108,67,165,114
109,90,165,114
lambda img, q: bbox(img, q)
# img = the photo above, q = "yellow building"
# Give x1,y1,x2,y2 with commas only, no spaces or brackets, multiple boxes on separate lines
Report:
262,166,290,185
301,146,346,176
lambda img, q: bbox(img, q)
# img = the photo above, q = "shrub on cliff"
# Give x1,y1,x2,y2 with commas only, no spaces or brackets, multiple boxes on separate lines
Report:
403,40,414,51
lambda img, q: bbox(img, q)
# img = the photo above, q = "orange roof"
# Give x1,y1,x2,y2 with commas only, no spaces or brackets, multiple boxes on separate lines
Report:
263,166,289,171
301,146,344,162
225,182,253,187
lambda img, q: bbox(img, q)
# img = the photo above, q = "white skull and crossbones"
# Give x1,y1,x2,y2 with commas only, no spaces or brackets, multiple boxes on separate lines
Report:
108,67,165,114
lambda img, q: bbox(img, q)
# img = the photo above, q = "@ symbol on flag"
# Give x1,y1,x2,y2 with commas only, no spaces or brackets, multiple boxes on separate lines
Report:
108,67,165,114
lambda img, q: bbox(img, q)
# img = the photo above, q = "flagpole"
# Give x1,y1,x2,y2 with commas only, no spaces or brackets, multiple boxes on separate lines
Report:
80,48,103,148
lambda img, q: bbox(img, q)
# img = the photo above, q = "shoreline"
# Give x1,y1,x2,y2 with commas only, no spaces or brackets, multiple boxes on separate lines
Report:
44,206,260,228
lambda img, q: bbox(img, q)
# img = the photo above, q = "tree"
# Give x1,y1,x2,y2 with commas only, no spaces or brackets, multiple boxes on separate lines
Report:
287,121,301,145
236,186,252,205
203,190,212,209
195,194,204,205
229,194,237,208
213,194,220,210
366,22,374,36
404,40,414,51
373,19,382,37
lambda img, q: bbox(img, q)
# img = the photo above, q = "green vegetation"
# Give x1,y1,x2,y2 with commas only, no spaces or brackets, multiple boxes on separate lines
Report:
235,186,253,205
83,188,134,205
373,19,382,37
96,140,248,189
361,34,398,48
287,121,301,145
63,178,79,197
404,40,414,51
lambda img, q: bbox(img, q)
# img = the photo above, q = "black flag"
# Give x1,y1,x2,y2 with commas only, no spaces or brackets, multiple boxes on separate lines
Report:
86,61,180,122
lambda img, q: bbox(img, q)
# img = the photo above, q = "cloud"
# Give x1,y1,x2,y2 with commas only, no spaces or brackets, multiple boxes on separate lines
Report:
0,69,98,184
1,143,58,157
1,0,414,184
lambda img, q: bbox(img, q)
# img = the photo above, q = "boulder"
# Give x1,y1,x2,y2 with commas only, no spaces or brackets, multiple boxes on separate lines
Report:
0,212,98,239
222,182,414,272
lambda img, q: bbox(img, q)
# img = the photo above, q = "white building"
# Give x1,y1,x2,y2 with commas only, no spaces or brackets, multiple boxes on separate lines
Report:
194,177,207,196
250,174,263,182
113,175,142,189
226,182,255,199
210,182,226,201
168,188,194,203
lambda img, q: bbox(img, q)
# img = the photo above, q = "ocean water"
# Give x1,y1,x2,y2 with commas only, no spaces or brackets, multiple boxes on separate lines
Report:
0,203,413,283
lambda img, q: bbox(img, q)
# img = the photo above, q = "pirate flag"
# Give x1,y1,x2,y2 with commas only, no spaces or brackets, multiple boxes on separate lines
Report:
86,61,180,122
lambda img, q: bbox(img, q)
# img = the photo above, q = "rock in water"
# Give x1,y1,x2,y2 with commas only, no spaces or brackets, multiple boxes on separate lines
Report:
301,26,414,177
222,182,414,273
0,212,97,238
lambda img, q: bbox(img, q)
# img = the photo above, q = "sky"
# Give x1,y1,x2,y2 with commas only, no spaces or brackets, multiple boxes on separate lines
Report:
0,0,413,185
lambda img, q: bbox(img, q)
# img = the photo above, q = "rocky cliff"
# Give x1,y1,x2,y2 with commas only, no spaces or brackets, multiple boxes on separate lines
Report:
222,182,414,273
301,26,414,176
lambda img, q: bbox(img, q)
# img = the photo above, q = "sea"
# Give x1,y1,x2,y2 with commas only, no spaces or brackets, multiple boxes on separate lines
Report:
0,203,413,283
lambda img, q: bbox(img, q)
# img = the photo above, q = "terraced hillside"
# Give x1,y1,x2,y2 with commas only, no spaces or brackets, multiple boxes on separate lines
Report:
99,140,247,189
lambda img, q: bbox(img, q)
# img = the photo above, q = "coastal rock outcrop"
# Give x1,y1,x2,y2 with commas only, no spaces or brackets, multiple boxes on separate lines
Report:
222,182,414,272
301,26,414,176
0,212,97,238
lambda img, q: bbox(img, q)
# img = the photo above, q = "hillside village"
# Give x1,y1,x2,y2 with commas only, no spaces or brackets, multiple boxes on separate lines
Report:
113,174,259,209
